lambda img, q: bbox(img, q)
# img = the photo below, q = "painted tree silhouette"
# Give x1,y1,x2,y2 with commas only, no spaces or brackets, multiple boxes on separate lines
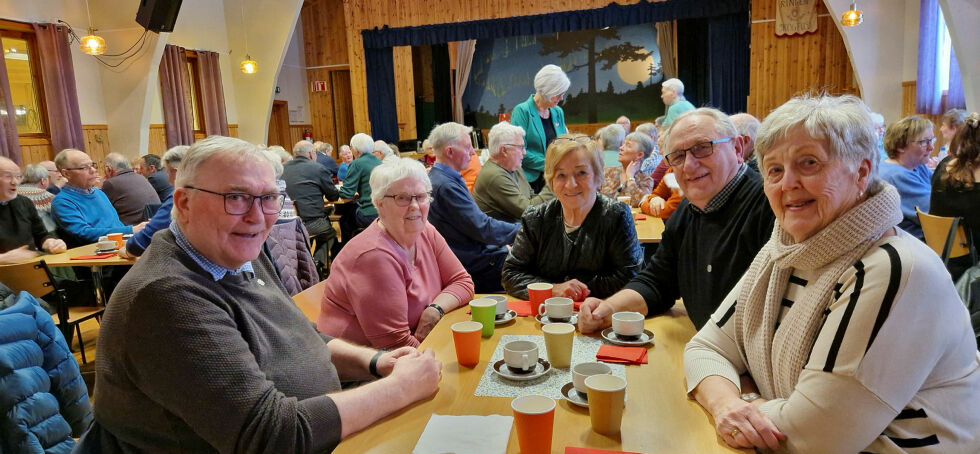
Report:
538,27,650,122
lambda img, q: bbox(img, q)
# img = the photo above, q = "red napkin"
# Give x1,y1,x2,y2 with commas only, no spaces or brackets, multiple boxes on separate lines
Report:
596,345,648,364
566,448,643,454
507,300,534,317
70,253,117,260
633,213,647,220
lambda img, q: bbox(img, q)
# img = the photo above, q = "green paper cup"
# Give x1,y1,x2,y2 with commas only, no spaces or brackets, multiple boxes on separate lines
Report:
469,298,497,337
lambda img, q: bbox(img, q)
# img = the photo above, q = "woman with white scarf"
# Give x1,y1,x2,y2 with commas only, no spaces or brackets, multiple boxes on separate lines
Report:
684,94,980,453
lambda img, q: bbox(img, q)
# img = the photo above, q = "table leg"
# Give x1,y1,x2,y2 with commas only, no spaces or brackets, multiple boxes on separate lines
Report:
91,265,106,306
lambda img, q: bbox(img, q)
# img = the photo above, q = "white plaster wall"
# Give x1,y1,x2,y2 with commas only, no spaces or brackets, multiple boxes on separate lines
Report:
275,18,310,125
0,0,107,124
902,0,919,82
222,0,304,144
939,0,980,111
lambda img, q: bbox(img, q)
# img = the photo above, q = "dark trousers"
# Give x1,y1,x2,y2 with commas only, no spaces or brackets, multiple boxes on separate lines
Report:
467,247,509,293
529,176,545,194
338,204,376,250
303,216,338,275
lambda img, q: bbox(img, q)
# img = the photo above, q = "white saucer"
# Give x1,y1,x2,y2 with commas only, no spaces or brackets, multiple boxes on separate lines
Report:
494,309,517,325
93,248,119,254
601,327,654,346
491,358,551,381
535,313,577,325
561,382,590,407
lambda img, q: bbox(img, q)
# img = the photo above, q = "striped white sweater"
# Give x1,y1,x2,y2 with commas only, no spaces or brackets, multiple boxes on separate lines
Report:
685,230,980,453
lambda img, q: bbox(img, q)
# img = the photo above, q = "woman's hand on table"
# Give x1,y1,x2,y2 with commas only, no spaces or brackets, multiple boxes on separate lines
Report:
712,397,785,450
390,348,442,402
42,238,67,254
553,279,589,301
377,346,421,377
415,305,443,341
577,297,609,334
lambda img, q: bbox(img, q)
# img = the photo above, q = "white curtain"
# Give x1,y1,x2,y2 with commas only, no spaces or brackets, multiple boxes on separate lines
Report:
453,40,477,123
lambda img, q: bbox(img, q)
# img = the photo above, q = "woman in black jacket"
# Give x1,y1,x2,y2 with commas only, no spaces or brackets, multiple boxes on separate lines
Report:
502,134,643,300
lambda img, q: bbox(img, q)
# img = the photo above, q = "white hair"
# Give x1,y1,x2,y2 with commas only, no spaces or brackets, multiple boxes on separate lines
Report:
293,140,314,157
176,136,273,188
369,157,432,207
730,113,761,141
624,132,655,159
869,112,885,127
350,133,374,156
22,163,48,185
105,153,131,171
756,94,882,192
374,140,394,158
162,145,189,171
664,108,738,154
662,78,685,99
595,124,626,150
427,122,473,157
487,121,526,158
534,64,571,99
635,122,657,139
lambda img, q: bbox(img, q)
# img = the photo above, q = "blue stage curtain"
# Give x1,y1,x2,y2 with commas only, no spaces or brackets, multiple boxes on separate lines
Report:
362,0,750,139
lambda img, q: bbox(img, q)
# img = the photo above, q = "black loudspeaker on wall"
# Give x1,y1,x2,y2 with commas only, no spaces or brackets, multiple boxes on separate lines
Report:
135,0,183,33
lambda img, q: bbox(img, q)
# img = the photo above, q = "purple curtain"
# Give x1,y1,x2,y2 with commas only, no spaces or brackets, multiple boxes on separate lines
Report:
32,23,84,152
196,51,228,136
946,47,966,110
159,44,194,147
915,0,941,114
0,45,22,163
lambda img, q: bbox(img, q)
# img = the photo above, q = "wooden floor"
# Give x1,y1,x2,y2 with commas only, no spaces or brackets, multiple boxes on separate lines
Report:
73,318,102,398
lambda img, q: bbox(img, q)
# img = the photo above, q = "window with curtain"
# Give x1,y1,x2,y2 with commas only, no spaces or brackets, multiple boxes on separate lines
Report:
184,50,206,134
1,28,48,137
916,0,965,114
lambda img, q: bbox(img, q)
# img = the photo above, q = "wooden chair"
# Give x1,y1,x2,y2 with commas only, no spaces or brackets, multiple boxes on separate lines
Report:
0,260,104,364
917,207,973,265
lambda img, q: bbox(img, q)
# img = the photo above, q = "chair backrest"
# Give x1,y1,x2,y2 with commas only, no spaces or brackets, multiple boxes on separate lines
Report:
917,207,971,259
0,260,56,298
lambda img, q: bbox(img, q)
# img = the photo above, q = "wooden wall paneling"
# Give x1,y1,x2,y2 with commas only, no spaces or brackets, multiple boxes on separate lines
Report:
268,101,291,147
289,125,312,146
393,46,416,140
331,70,356,147
148,125,168,156
81,125,110,166
308,67,337,146
228,124,239,138
301,0,349,67
18,137,52,166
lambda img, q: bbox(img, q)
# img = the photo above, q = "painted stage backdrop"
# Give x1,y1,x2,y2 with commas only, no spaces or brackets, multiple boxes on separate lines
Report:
462,24,665,130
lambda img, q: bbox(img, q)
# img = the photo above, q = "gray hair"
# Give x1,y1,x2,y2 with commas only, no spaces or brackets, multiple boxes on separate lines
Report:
756,94,881,193
339,144,352,154
869,112,885,128
635,122,658,140
162,145,189,171
54,148,84,170
374,140,394,158
730,113,761,141
176,136,273,188
350,133,374,156
487,121,526,158
293,140,314,157
665,108,738,153
22,163,48,185
662,78,685,99
264,149,285,178
427,122,473,157
624,132,655,160
595,124,626,151
369,157,432,207
534,64,571,99
105,153,131,171
313,141,333,154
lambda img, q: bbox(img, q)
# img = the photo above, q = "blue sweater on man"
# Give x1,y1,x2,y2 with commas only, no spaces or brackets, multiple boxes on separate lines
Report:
51,185,131,246
125,195,173,256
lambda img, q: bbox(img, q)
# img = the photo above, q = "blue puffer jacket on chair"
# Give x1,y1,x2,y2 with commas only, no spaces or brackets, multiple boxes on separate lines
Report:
0,290,93,454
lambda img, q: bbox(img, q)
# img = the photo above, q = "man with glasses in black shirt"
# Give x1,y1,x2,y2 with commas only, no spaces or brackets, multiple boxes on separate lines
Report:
579,108,775,331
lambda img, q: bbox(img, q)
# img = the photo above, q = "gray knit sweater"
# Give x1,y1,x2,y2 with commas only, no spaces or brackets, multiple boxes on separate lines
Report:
84,230,342,453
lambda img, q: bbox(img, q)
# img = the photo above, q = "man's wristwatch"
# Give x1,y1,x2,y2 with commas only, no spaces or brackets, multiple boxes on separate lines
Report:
741,392,761,402
427,303,444,318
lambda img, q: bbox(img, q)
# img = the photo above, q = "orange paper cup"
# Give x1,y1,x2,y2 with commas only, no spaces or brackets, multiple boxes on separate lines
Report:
511,395,556,454
527,283,553,317
451,321,483,368
107,233,124,249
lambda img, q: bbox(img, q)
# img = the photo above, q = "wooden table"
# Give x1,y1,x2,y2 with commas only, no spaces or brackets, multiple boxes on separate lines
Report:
292,287,743,453
634,212,665,244
37,243,135,305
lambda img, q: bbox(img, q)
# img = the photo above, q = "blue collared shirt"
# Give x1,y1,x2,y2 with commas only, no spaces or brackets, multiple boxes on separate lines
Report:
62,185,96,195
169,221,254,281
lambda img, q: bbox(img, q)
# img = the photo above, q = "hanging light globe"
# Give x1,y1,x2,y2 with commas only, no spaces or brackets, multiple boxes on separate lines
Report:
241,55,257,74
80,29,106,55
841,3,863,26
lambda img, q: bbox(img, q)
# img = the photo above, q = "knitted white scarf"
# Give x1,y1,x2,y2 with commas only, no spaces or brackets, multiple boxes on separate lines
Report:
734,184,903,398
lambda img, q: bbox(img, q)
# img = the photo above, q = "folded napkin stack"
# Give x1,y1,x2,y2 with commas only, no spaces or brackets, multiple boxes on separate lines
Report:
70,253,117,260
413,414,513,454
596,345,648,364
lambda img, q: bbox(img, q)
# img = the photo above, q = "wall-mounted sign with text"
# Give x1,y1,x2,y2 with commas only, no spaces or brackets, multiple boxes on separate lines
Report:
312,81,328,92
776,0,818,36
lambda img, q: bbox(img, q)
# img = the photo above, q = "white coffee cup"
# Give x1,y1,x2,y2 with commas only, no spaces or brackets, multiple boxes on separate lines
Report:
539,297,573,321
612,311,644,337
97,240,117,251
572,361,612,394
503,340,538,372
484,294,508,317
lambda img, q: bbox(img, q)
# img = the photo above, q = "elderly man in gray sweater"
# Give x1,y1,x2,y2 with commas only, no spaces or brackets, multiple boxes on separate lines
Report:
78,136,441,453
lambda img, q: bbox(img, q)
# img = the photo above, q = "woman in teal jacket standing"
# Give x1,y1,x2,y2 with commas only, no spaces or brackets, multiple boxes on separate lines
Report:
511,64,570,193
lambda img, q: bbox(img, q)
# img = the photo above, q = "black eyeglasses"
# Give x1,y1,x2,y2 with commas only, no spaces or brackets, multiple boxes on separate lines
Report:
665,137,733,167
383,193,431,207
63,163,97,171
184,186,285,215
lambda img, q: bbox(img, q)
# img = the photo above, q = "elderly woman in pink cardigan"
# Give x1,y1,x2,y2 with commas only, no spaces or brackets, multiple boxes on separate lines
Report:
318,158,474,349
